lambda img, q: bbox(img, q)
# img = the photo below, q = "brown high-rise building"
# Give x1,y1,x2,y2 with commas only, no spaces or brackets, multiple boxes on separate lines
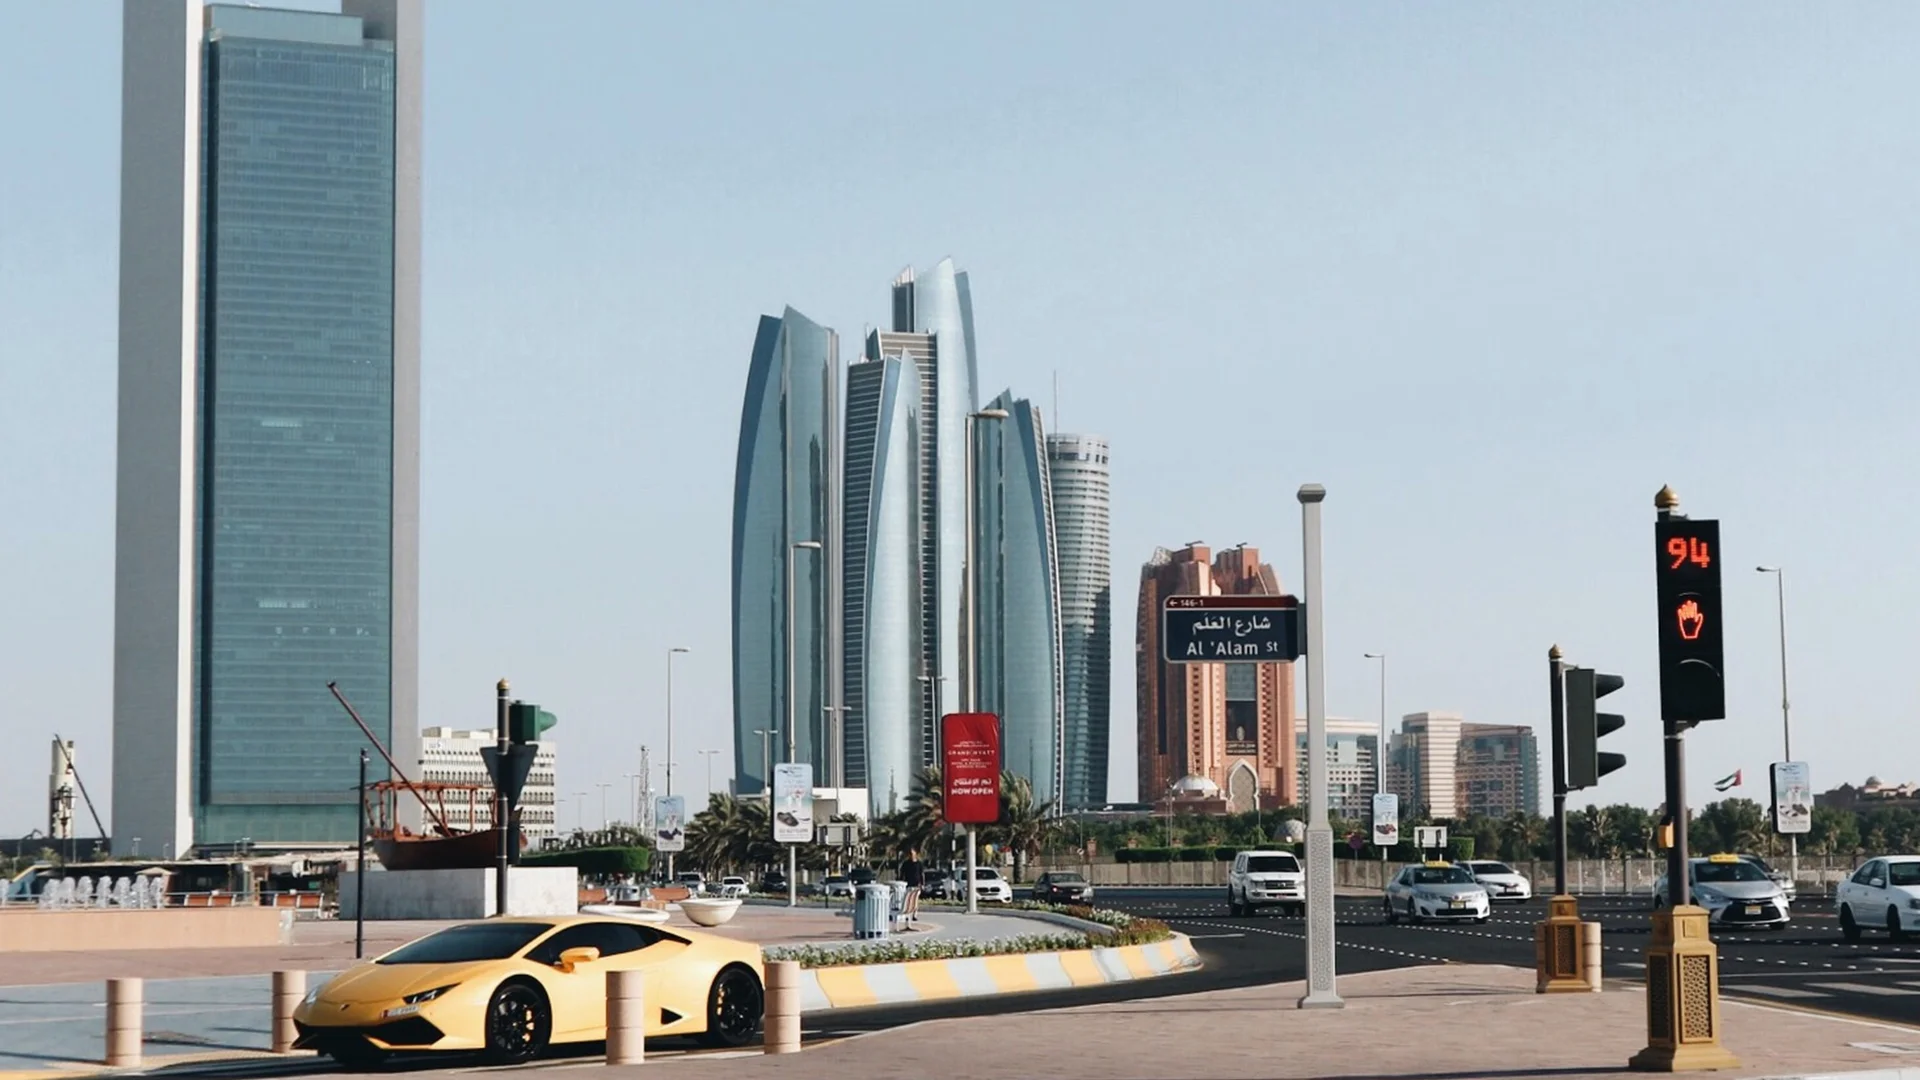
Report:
1136,543,1298,810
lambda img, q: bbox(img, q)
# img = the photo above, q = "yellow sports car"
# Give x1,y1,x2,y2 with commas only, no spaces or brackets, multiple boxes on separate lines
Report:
292,915,764,1066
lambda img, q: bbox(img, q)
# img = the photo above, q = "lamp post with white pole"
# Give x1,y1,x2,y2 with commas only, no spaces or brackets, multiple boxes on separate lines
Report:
1298,483,1343,1009
788,539,822,908
752,729,773,796
1756,565,1796,886
698,749,720,802
1364,651,1387,868
961,407,1007,916
665,646,690,880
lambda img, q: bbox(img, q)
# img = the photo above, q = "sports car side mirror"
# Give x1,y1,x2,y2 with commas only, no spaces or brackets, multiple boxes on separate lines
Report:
556,946,601,973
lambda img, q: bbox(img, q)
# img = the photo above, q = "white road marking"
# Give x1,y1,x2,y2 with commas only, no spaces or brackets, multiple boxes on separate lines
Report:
1807,982,1920,997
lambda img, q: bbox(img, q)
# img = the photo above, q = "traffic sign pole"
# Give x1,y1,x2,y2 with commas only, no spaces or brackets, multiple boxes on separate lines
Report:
1297,484,1342,1010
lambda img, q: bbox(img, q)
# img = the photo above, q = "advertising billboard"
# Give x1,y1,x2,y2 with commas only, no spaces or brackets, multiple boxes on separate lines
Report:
771,763,813,844
1371,792,1400,848
941,712,1002,825
1770,761,1812,836
653,795,686,853
1226,699,1259,758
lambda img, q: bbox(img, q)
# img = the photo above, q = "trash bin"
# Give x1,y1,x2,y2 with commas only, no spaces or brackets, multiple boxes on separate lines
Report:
853,884,891,939
887,880,908,920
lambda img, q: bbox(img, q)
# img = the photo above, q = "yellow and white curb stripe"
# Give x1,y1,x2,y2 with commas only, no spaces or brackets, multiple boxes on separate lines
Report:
795,934,1201,1011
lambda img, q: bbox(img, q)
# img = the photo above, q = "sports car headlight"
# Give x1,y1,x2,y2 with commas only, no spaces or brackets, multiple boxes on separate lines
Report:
382,984,458,1018
303,985,323,1005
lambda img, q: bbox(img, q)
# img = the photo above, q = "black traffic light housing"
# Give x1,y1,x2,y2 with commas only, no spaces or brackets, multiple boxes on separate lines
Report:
1654,517,1726,727
1566,666,1627,790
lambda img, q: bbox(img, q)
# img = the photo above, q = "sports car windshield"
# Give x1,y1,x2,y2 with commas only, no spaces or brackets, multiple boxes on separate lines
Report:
377,922,553,965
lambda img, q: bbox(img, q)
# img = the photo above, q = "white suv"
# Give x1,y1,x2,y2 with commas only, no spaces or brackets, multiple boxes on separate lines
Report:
1227,850,1306,916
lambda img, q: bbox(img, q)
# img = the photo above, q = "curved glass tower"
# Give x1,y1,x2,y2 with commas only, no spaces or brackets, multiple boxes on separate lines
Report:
973,391,1065,805
1046,434,1111,810
841,356,923,814
888,260,978,763
731,307,838,795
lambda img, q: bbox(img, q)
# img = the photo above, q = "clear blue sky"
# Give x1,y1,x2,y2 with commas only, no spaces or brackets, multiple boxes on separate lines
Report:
3,1,1916,836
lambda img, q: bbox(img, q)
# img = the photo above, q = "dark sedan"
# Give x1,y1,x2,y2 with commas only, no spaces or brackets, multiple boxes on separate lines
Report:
1032,870,1095,904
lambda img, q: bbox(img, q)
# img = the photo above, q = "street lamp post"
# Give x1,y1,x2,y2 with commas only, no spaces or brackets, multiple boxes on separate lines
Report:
596,782,612,831
699,749,720,800
961,407,1007,916
752,729,774,796
664,646,690,881
1364,652,1387,867
788,539,823,908
1297,483,1343,1009
1756,565,1796,885
573,792,588,832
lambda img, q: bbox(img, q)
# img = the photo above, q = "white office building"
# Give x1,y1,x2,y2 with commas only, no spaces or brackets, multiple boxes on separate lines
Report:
1386,712,1465,820
1293,716,1380,822
418,728,557,843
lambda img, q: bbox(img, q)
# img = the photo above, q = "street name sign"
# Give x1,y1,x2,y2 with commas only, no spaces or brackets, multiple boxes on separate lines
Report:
1162,595,1302,663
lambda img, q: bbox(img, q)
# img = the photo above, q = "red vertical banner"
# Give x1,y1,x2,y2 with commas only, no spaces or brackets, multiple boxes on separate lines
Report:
941,712,1002,825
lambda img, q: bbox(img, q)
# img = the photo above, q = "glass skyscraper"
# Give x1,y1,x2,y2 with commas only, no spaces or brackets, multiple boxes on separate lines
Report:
732,308,841,795
886,261,979,766
1046,434,1110,810
972,392,1065,806
840,356,922,813
113,1,422,854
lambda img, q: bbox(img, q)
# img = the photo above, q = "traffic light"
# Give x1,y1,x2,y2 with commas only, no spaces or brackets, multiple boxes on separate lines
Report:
1565,666,1626,790
1653,517,1725,726
508,702,557,745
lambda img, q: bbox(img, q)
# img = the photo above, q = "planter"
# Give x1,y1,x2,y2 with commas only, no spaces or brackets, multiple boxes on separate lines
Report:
679,898,742,927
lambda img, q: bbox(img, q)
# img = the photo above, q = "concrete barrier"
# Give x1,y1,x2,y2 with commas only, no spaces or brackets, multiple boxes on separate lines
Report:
784,934,1201,1011
272,970,305,1052
105,978,142,1067
606,970,645,1064
0,908,292,953
763,960,801,1054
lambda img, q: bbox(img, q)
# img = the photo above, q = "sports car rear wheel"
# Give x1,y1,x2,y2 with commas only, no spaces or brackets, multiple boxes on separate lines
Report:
702,965,763,1048
484,979,550,1064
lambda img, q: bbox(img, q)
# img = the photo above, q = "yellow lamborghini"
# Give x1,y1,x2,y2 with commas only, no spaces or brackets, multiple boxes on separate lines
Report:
291,914,764,1067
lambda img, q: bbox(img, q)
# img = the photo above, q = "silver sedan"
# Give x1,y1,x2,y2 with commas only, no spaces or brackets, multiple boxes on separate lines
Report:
1384,863,1491,924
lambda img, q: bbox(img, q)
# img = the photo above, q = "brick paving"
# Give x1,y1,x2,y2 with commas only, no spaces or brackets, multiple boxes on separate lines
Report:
580,964,1920,1080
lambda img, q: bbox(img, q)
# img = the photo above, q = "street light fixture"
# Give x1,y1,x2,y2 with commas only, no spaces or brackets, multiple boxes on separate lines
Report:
1363,653,1387,793
665,647,690,800
787,539,823,908
698,748,721,801
1756,565,1796,883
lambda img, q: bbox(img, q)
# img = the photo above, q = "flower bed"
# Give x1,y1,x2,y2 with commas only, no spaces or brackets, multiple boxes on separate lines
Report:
763,904,1174,968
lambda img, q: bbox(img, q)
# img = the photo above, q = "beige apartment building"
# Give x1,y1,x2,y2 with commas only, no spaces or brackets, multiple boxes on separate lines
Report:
1136,542,1298,809
1386,713,1540,821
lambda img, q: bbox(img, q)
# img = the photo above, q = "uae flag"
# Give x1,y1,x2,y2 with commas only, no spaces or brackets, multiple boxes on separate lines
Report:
1714,770,1742,792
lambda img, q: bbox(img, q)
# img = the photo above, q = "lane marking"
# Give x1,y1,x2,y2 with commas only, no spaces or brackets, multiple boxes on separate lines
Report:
1807,982,1920,997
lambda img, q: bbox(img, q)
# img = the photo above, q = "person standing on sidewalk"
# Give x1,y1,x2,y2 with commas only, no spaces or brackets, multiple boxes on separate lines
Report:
898,848,924,890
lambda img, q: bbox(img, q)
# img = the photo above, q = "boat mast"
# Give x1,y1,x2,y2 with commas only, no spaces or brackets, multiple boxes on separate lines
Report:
327,683,453,836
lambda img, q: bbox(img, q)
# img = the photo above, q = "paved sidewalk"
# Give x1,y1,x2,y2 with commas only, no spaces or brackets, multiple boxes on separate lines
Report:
567,964,1920,1080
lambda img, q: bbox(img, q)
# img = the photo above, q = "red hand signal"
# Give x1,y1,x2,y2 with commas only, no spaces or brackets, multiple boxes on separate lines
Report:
1676,599,1705,641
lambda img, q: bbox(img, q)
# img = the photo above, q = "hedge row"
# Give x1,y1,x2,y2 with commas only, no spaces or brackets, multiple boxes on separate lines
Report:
520,845,653,875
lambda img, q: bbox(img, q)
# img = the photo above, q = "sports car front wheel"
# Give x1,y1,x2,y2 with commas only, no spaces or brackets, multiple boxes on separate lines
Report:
702,965,764,1048
484,979,551,1064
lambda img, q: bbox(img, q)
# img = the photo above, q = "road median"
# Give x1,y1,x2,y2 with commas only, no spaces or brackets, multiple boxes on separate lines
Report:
777,933,1202,1011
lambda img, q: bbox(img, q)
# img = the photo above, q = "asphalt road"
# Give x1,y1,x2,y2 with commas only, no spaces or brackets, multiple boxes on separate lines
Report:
1090,885,1920,1031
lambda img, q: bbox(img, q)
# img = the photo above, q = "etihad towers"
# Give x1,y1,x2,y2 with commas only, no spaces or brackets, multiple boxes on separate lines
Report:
112,0,423,855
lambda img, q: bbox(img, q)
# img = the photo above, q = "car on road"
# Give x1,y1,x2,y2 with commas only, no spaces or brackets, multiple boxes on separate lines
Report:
1383,861,1491,924
821,874,855,900
967,867,1013,903
1835,855,1920,939
1227,850,1306,916
1739,853,1797,904
1032,870,1095,904
759,869,787,894
291,915,764,1067
922,868,952,900
1652,853,1790,929
1460,860,1533,903
716,876,750,899
675,871,707,896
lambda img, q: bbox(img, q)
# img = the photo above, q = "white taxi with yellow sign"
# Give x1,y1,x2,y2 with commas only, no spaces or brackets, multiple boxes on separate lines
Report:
1383,861,1491,924
1651,853,1791,929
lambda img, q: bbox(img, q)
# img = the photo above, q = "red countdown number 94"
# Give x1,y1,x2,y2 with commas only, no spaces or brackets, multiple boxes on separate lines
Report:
1667,536,1711,571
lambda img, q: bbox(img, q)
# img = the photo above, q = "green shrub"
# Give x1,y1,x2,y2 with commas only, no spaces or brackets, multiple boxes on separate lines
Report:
520,846,652,875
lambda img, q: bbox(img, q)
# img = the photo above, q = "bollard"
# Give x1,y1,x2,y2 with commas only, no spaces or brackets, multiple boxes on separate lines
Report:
1582,921,1603,993
106,978,143,1068
272,970,306,1052
606,970,645,1065
762,960,800,1055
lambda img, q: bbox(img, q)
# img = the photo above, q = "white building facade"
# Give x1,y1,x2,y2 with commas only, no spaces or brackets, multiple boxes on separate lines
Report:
419,728,557,844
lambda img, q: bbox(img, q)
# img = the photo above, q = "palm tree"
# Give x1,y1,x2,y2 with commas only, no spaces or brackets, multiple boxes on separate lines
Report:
988,772,1056,882
1500,811,1544,863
